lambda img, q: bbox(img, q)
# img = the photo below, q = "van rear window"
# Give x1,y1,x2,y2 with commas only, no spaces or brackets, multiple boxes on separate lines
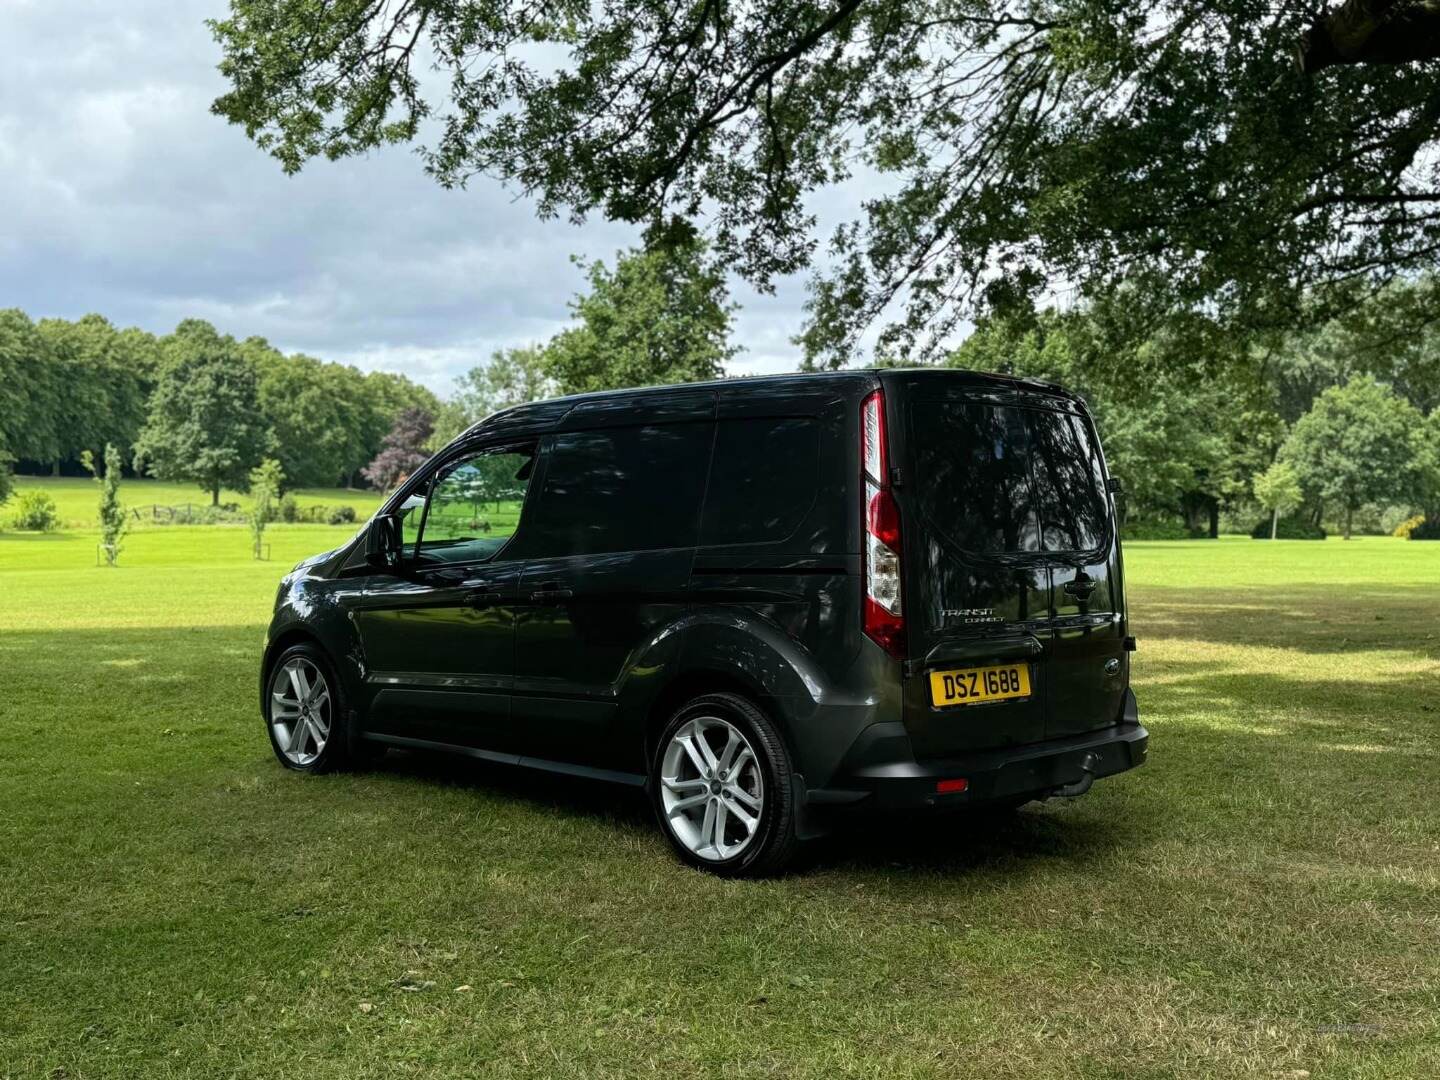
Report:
909,402,1109,554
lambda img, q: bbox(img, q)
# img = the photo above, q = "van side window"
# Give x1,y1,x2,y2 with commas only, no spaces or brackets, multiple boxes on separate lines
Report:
414,445,535,564
701,417,818,546
523,424,712,556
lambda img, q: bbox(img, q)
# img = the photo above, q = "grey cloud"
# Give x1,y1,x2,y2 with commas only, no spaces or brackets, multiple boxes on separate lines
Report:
2,0,832,393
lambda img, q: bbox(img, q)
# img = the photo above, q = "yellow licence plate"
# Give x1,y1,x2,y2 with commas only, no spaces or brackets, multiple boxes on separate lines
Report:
929,663,1032,707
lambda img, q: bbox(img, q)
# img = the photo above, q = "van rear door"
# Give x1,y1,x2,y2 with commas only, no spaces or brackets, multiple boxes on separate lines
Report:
881,372,1126,759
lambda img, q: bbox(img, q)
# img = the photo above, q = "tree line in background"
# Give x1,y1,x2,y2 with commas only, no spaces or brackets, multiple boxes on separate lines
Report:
0,310,437,502
5,230,1437,540
0,230,734,513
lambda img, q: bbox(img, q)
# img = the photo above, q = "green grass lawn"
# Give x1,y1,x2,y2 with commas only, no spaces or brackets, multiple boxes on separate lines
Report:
1,533,1436,1077
9,475,387,529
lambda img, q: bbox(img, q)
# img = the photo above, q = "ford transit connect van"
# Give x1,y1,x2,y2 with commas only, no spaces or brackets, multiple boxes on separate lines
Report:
262,370,1147,875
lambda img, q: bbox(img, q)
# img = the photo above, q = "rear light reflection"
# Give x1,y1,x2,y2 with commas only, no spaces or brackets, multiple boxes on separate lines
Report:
936,778,969,794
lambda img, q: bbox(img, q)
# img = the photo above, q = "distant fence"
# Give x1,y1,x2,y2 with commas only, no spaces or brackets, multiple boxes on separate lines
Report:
126,502,360,526
129,503,245,525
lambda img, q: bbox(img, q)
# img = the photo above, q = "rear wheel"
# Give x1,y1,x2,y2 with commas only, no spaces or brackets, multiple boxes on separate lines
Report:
652,692,800,877
264,642,351,773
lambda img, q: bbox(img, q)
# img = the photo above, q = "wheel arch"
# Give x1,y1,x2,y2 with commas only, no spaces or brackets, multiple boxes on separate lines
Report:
262,626,325,685
640,668,799,777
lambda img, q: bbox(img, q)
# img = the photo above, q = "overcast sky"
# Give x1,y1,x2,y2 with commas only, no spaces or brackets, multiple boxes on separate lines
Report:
0,0,848,395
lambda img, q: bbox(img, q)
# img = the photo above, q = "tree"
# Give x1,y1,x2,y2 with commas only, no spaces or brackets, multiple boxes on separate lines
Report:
213,1,1440,366
1413,409,1440,539
38,315,155,471
248,458,284,560
251,340,359,488
431,345,556,449
0,309,64,469
544,235,738,395
1253,462,1304,541
1282,376,1426,539
83,444,129,566
0,451,14,508
133,343,273,505
363,408,434,491
463,345,554,421
356,372,443,486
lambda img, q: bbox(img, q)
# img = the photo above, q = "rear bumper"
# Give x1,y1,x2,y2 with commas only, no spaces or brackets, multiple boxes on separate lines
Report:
806,688,1148,812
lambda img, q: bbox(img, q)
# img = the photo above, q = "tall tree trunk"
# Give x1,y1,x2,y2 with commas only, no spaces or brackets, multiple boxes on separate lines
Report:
212,482,221,507
1208,500,1219,539
1344,504,1353,540
51,460,60,477
1271,506,1279,541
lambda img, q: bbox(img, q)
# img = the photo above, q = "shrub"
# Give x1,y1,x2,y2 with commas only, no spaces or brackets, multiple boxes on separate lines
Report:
1122,519,1200,541
9,490,60,532
1251,514,1326,540
327,505,357,525
1393,513,1426,539
1410,516,1440,541
278,493,300,523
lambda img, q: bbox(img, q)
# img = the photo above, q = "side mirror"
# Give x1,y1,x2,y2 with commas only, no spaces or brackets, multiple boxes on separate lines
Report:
365,513,403,570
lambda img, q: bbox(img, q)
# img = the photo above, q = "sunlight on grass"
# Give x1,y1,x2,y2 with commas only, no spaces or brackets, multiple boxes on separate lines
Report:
1,531,1437,1078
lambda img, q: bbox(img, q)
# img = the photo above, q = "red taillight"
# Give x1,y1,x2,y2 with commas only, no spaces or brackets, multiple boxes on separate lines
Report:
867,487,901,548
861,388,904,659
936,778,969,795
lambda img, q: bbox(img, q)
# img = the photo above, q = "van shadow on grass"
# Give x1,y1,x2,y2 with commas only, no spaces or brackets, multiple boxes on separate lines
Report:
6,618,1434,881
364,741,1155,878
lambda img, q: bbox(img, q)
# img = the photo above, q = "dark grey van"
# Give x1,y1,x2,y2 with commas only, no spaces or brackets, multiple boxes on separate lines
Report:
261,370,1147,875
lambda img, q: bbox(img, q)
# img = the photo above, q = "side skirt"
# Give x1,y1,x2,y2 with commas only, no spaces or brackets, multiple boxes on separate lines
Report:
362,732,647,788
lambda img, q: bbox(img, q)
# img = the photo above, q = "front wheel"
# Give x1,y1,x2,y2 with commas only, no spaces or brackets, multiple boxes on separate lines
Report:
264,642,352,773
651,692,800,877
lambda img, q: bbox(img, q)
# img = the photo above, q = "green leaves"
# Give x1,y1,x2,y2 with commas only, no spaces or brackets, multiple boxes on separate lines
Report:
543,233,737,395
1281,375,1428,537
133,340,275,506
212,0,1440,364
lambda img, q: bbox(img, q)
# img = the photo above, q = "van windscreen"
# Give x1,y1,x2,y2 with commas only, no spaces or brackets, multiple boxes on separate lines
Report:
909,401,1109,555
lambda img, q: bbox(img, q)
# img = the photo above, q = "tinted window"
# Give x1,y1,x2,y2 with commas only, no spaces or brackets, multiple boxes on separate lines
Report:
523,424,712,556
415,446,534,564
1029,411,1108,551
701,417,818,546
909,402,1108,555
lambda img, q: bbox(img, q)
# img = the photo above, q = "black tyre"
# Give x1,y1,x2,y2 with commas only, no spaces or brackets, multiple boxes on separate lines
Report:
651,692,800,877
263,642,352,773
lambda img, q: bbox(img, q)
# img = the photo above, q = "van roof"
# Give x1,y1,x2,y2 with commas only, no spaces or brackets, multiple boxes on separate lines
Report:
464,366,1070,439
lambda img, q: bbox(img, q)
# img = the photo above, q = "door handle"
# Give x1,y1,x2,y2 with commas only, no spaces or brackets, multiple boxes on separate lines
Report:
1063,574,1098,598
465,588,505,608
528,583,574,603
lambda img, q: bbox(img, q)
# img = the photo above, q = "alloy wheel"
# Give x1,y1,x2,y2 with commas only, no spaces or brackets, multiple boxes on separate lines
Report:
659,715,765,861
269,656,331,767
